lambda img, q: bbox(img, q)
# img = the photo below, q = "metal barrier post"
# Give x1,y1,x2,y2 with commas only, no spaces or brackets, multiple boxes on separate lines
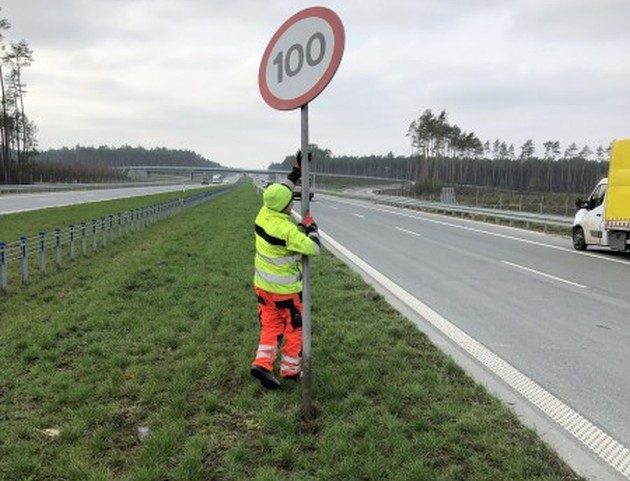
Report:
69,225,76,260
101,218,107,248
109,215,114,242
55,228,62,268
117,213,122,236
39,232,46,275
81,222,87,256
20,236,28,285
92,219,97,251
0,242,6,292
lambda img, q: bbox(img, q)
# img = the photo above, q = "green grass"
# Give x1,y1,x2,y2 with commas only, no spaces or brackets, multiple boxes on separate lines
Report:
0,184,582,480
0,185,218,243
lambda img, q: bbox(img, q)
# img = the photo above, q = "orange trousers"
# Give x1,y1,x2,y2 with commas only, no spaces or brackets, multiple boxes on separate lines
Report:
252,288,302,378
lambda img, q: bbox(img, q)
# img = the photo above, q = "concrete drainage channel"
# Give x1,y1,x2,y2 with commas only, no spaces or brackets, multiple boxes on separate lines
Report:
0,186,233,294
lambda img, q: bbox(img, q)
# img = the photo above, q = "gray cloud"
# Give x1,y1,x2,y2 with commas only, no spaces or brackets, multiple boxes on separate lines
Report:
1,0,628,168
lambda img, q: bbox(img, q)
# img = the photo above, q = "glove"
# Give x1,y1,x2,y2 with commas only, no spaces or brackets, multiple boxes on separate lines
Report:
288,150,303,184
295,150,313,167
296,150,302,168
299,213,318,235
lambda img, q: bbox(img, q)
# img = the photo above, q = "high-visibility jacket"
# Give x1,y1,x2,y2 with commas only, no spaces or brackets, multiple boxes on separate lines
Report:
254,182,320,294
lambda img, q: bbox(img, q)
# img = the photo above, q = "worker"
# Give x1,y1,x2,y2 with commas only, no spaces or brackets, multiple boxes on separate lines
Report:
251,151,320,389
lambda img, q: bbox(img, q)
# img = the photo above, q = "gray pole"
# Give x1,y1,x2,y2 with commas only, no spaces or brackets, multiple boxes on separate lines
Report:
300,103,313,418
20,236,28,285
39,232,46,275
0,242,7,292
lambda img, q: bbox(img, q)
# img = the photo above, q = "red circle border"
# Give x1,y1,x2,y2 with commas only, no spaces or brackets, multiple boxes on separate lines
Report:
258,7,345,111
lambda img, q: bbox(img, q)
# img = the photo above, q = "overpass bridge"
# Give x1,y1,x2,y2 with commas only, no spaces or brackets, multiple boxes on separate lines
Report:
116,165,409,184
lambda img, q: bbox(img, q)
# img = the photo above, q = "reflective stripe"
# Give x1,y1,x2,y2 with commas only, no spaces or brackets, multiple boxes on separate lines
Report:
255,268,301,285
281,355,301,365
256,252,300,266
280,363,301,375
255,344,277,360
281,355,301,375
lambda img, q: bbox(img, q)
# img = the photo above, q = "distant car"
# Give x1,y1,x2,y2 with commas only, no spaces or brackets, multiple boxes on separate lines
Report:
293,177,314,201
293,189,314,201
201,179,209,185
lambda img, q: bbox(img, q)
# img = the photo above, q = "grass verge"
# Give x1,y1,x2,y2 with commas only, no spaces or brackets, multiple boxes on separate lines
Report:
0,184,581,480
0,186,218,242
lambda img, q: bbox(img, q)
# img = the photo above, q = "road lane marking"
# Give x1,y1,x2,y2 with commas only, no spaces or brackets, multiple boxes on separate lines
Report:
318,227,630,479
395,226,422,237
353,213,365,219
501,261,587,289
323,195,630,267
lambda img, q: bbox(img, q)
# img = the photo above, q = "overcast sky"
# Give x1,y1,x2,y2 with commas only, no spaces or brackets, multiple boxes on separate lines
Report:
2,0,629,168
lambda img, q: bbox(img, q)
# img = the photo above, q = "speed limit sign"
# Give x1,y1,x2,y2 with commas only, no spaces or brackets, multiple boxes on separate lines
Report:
258,7,344,419
259,7,345,110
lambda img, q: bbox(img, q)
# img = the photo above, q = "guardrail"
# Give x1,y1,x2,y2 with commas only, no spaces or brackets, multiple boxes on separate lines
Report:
0,186,232,294
319,189,574,232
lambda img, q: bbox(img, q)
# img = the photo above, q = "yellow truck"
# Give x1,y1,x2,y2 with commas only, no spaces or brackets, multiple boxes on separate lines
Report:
573,138,630,251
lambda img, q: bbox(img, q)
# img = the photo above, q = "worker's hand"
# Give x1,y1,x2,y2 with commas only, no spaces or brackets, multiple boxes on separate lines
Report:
295,150,302,169
295,150,312,168
299,213,318,234
288,150,302,184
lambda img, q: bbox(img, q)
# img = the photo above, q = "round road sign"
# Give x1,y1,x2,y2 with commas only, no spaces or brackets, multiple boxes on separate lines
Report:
259,6,345,111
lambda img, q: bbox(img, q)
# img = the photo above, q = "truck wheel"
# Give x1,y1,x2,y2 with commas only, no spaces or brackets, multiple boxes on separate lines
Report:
572,226,587,251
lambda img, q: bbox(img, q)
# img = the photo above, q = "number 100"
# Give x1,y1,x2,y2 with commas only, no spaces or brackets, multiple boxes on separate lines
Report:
272,32,326,83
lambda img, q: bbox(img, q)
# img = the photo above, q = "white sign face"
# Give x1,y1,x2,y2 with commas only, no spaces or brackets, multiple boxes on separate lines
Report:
259,7,344,111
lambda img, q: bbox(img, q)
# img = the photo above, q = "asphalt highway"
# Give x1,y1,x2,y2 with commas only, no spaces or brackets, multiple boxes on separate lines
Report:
311,193,630,474
0,178,239,215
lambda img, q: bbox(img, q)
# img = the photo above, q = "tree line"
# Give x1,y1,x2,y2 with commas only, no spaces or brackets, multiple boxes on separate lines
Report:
0,8,37,184
407,109,610,162
32,145,220,183
270,110,611,195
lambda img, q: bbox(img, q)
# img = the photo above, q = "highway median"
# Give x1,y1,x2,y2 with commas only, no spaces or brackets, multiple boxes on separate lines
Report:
0,184,582,480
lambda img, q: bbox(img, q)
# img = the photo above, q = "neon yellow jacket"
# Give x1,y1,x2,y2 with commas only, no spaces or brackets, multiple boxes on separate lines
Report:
254,182,320,294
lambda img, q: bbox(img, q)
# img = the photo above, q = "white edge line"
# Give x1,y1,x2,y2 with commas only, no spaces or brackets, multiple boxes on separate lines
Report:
318,226,630,479
501,260,587,289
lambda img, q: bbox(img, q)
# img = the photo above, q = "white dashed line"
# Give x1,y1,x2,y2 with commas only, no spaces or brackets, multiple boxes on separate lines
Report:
395,226,422,237
501,260,587,289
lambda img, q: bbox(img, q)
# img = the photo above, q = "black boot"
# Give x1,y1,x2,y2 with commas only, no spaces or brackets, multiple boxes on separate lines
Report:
251,366,281,390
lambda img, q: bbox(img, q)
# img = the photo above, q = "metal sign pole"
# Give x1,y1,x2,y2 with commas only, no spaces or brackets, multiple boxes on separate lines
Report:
300,103,313,418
